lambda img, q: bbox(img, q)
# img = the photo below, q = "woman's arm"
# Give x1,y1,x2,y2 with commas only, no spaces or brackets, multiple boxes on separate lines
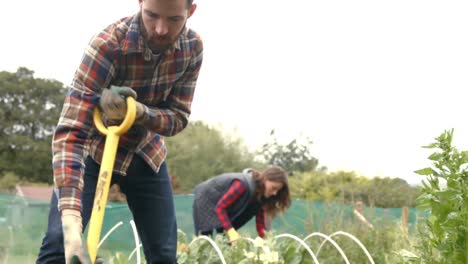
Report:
256,208,266,238
214,180,247,231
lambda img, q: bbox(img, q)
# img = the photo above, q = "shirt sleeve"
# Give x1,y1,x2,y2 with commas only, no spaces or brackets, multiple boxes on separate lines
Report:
138,36,204,136
256,208,266,238
53,35,116,212
214,179,247,231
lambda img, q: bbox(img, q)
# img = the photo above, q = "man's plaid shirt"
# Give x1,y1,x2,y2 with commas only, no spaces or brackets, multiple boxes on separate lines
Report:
52,12,203,211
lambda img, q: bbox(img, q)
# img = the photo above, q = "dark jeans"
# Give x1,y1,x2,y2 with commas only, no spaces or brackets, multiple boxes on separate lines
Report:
36,155,177,264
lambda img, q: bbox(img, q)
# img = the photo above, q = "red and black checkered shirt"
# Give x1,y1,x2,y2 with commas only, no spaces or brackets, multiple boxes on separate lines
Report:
215,180,266,238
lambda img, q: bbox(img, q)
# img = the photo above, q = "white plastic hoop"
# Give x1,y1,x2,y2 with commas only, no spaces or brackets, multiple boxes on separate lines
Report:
275,233,320,264
304,232,350,264
128,243,143,261
129,220,142,264
187,235,227,264
97,221,123,249
315,231,375,264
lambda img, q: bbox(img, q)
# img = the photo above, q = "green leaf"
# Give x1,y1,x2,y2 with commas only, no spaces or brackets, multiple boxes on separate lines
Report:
393,249,419,260
415,167,434,176
460,150,468,162
422,143,438,149
446,212,458,220
428,152,443,161
434,189,456,199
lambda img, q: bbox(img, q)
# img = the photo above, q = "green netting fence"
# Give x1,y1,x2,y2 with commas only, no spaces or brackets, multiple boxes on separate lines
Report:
0,193,424,262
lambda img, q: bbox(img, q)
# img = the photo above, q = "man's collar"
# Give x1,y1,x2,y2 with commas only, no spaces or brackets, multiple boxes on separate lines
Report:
124,12,145,54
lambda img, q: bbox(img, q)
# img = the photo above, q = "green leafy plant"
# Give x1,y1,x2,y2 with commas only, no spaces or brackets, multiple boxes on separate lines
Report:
415,129,467,264
108,252,130,264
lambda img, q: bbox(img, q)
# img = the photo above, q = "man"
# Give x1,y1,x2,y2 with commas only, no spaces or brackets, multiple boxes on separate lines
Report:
353,200,374,229
36,0,203,263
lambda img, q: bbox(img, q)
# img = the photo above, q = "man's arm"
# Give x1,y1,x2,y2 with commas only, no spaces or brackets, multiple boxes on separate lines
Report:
353,209,374,229
137,36,203,136
53,36,116,212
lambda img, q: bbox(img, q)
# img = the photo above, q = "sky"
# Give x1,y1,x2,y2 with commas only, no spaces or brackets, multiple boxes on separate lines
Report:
1,0,467,185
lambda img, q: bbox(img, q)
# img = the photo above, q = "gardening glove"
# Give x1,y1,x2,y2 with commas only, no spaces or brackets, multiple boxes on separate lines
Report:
61,209,88,264
226,228,241,242
99,85,144,121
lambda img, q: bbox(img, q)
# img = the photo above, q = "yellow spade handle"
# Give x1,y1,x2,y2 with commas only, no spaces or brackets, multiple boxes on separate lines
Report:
87,97,136,264
93,97,137,136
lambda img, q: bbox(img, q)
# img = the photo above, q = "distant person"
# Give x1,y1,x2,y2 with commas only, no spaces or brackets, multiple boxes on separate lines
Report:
36,0,203,263
192,166,291,242
353,200,374,229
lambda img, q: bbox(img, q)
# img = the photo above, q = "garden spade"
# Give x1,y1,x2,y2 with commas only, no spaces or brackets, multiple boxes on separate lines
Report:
86,97,136,264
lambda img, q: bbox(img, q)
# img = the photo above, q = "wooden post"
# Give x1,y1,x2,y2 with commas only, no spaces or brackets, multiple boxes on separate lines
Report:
401,206,409,236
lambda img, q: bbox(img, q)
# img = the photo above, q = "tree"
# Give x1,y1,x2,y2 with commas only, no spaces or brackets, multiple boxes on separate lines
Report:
0,67,66,183
364,177,420,208
289,170,420,207
259,130,322,175
164,121,263,192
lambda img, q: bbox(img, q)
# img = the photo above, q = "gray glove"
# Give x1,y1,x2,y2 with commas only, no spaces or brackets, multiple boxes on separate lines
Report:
61,209,88,264
99,85,138,120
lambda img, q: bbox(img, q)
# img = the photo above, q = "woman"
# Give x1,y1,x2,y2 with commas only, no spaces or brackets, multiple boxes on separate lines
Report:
192,166,291,241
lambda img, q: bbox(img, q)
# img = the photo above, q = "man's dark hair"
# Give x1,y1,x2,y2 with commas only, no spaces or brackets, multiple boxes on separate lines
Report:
142,0,193,9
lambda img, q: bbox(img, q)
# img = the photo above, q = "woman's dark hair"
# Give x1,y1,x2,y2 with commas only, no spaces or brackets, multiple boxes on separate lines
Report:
252,166,291,218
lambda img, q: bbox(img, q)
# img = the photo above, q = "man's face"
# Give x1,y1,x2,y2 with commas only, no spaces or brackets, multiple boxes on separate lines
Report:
139,0,196,52
355,202,364,212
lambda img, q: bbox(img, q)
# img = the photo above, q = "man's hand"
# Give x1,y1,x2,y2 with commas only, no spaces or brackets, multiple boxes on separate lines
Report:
226,228,241,243
100,85,144,121
61,209,88,264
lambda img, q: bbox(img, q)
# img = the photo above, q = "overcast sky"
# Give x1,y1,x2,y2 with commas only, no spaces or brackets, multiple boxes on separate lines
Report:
1,0,467,185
